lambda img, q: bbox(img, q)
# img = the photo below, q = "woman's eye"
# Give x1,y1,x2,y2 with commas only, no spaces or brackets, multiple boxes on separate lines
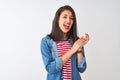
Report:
63,16,67,18
70,17,74,20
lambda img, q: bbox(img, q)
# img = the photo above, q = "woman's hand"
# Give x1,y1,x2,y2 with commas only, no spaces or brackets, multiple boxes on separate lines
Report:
77,33,89,47
71,33,90,54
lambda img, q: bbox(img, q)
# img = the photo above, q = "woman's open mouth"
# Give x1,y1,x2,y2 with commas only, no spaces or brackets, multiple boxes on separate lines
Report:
63,24,70,30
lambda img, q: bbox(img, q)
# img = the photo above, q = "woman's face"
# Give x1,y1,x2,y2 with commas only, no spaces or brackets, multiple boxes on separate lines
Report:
58,10,74,35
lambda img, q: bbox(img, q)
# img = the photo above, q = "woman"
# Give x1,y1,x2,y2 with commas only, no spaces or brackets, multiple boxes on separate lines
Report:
40,5,90,80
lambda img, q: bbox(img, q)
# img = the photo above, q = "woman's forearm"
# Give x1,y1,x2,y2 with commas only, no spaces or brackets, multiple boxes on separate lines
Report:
61,49,74,66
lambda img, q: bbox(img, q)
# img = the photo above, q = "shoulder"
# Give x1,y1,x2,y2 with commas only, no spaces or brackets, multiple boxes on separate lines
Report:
41,35,55,45
41,35,53,41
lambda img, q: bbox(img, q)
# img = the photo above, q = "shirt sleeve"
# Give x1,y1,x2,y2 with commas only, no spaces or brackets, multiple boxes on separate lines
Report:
40,37,62,74
77,47,87,73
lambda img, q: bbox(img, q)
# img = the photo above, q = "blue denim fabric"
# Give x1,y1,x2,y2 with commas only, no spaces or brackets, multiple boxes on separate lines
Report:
40,36,87,80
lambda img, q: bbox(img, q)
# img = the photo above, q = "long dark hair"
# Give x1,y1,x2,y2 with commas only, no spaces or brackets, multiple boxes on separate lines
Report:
48,5,78,42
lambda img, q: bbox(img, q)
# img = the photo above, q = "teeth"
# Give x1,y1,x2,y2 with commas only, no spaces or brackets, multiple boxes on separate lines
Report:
65,25,69,26
64,24,69,27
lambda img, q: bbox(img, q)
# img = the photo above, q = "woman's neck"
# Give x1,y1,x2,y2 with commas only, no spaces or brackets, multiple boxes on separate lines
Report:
63,33,67,40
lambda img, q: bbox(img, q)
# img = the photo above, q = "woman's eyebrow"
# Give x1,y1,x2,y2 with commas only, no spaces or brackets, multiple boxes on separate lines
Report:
62,14,73,17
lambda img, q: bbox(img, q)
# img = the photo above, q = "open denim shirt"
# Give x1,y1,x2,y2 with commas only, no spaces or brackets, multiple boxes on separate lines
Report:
40,36,87,80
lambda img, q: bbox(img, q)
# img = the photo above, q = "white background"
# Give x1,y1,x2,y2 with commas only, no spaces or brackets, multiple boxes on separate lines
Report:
0,0,120,80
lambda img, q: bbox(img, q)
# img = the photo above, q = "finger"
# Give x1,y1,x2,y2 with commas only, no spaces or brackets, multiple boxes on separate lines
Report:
77,38,85,45
85,33,89,40
80,36,84,39
87,34,90,40
85,33,88,38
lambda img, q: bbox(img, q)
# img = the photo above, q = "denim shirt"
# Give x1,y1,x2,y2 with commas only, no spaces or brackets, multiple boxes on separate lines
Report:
40,36,87,80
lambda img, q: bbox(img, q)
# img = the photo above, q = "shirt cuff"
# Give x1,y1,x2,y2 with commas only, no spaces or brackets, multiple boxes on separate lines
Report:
78,57,85,68
55,57,62,71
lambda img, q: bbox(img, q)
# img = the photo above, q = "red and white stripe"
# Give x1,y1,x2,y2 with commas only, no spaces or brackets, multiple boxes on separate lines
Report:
57,40,72,80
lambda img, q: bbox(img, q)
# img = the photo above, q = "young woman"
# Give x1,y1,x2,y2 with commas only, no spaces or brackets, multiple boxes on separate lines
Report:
40,5,90,80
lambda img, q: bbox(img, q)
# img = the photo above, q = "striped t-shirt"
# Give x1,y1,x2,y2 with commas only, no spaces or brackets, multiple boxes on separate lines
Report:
57,40,72,80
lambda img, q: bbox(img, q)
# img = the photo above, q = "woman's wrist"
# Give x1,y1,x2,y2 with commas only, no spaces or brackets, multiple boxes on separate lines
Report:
77,48,82,53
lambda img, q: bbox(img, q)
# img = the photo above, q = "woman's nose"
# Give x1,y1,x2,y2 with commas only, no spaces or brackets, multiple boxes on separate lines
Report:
66,18,70,23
